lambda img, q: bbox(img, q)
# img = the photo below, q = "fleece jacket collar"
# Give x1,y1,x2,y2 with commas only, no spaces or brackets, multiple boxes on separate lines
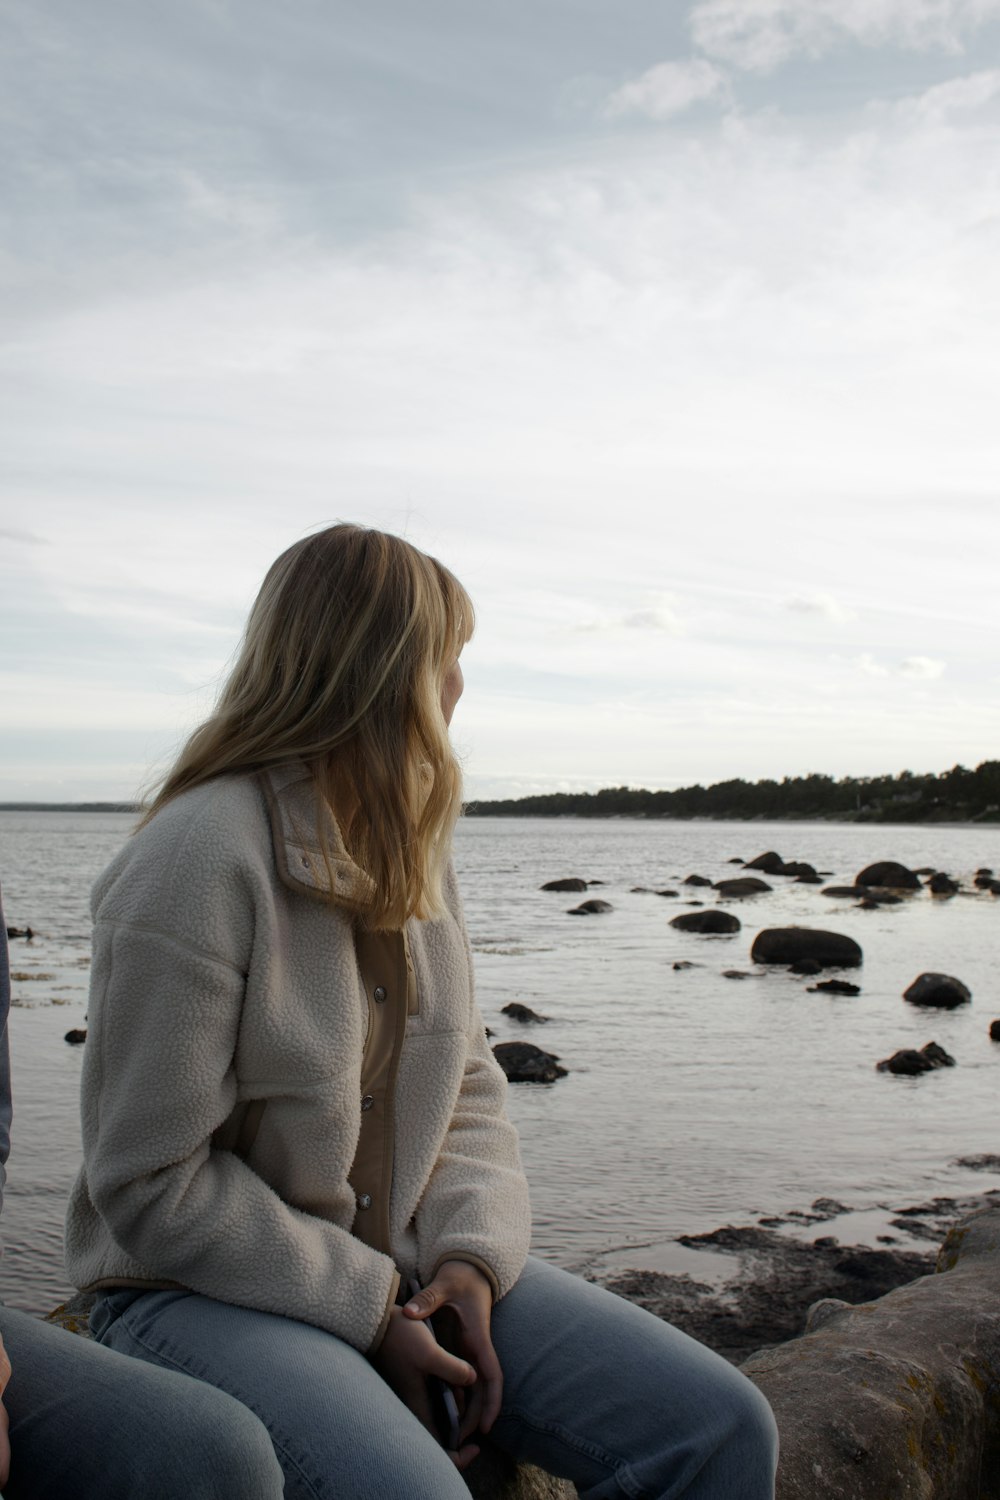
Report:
259,762,376,913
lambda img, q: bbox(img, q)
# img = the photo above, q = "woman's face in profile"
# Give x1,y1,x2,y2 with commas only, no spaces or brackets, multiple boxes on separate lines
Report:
441,657,464,727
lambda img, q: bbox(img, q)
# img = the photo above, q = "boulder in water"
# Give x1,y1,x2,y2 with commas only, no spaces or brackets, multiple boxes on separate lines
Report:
904,973,971,1009
64,1029,87,1045
877,1041,956,1074
670,910,741,935
809,979,861,996
541,877,587,893
751,928,862,968
492,1041,567,1083
682,874,713,887
501,1003,548,1024
713,877,772,897
567,898,613,916
744,851,786,874
927,872,959,895
855,860,921,890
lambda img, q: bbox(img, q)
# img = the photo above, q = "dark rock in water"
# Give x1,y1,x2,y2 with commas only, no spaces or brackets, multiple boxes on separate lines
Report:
857,898,880,910
781,861,819,880
655,889,679,898
953,1153,1000,1170
682,874,713,887
976,867,994,877
904,972,971,1009
752,928,862,968
541,877,587,893
501,1002,548,1024
855,860,921,890
990,1020,1000,1041
877,1041,955,1074
744,851,786,875
684,900,704,907
587,879,606,886
484,1026,493,1038
823,886,900,904
987,880,1000,896
492,1041,567,1083
672,960,700,970
630,886,651,893
927,871,959,894
789,958,822,975
713,878,772,898
727,857,744,864
809,979,861,996
793,872,824,884
913,866,936,876
64,1029,87,1045
567,898,613,915
722,970,753,980
5,926,34,940
670,910,741,934
974,872,995,888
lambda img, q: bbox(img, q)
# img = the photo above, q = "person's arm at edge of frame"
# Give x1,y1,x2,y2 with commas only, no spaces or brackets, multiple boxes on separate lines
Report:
1,887,16,1488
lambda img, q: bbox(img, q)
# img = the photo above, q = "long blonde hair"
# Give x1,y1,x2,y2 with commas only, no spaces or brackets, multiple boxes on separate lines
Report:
142,524,474,928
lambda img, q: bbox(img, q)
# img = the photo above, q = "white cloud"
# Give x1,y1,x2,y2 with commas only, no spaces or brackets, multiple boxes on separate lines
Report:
605,58,730,120
690,0,1000,72
786,592,856,623
623,599,685,632
900,655,946,678
901,67,1000,120
852,652,891,678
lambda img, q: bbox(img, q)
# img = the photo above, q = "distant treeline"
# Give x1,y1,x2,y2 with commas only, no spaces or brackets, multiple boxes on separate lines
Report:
0,802,139,813
464,762,1000,823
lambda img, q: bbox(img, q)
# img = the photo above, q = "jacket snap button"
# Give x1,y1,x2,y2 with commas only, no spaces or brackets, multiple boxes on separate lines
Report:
356,1193,372,1211
373,985,387,1003
361,1094,375,1111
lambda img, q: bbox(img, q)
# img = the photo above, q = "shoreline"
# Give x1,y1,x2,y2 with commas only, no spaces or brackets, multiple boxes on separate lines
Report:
592,1170,1000,1366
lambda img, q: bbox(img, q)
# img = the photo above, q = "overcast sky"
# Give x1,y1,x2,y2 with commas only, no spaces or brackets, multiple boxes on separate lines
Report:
2,0,999,802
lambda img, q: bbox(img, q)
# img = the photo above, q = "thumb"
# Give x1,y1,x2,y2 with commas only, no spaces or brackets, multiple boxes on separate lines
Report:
403,1280,446,1320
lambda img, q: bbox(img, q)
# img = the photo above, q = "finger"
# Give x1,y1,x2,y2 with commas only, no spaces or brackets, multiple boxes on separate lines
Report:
459,1381,483,1445
424,1344,477,1390
403,1282,444,1319
461,1331,503,1432
450,1442,481,1472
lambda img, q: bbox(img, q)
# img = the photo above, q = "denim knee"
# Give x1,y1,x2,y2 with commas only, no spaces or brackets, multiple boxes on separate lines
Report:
191,1396,285,1500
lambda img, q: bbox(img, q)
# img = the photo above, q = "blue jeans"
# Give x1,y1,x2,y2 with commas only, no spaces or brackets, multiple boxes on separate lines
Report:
92,1257,777,1499
0,1302,283,1499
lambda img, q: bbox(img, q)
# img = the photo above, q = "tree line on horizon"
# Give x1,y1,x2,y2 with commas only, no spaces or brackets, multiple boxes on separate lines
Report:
464,761,1000,823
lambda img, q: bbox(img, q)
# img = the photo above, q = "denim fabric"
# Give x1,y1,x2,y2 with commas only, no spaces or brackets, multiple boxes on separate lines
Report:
92,1257,777,1500
0,1304,284,1499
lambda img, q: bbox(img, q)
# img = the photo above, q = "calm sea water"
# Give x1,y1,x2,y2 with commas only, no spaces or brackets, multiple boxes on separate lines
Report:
1,810,998,1314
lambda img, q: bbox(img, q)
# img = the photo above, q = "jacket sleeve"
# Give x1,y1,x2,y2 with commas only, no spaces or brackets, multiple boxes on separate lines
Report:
413,878,532,1300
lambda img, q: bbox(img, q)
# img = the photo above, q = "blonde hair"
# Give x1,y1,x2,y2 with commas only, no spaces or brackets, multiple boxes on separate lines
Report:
142,524,474,928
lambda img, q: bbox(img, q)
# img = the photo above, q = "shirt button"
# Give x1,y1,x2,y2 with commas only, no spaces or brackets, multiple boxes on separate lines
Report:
361,1094,375,1111
373,985,387,1003
356,1193,372,1211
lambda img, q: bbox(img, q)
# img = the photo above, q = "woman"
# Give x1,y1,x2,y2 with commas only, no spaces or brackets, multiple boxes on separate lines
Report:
66,524,777,1499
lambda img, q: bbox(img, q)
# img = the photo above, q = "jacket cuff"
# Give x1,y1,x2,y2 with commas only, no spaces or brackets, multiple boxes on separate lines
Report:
365,1268,401,1356
430,1253,500,1303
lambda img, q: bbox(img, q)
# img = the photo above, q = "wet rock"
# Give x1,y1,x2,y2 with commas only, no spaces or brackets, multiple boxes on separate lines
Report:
655,889,679,898
793,872,824,885
670,910,741,935
927,871,959,895
682,874,713,887
789,958,822,975
809,979,861,996
822,885,901,904
630,886,651,893
974,872,994,889
744,851,786,875
855,859,921,890
540,877,587,893
976,867,994,877
751,928,862,968
723,970,754,980
741,1203,1000,1500
990,1021,1000,1041
566,898,613,916
64,1029,87,1045
672,960,700,970
501,1003,548,1024
492,1041,567,1083
904,972,971,1009
877,1041,955,1074
780,862,819,881
5,925,34,940
713,877,772,898
727,857,745,864
586,879,606,886
953,1154,1000,1171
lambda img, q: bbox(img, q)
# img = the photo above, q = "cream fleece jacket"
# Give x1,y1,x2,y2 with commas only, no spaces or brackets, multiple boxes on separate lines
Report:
64,765,531,1353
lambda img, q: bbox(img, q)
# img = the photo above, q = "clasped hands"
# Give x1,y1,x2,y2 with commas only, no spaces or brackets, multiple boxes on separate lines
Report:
372,1259,501,1471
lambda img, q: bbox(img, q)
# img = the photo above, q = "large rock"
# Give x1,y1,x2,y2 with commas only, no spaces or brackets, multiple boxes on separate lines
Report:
744,851,787,874
854,860,921,890
492,1041,567,1083
501,1003,548,1024
781,861,819,881
540,877,587,893
876,1041,956,1075
670,910,741,934
682,874,713,887
713,877,772,897
928,872,960,895
751,928,862,968
567,899,612,916
742,1203,1000,1499
904,972,971,1009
